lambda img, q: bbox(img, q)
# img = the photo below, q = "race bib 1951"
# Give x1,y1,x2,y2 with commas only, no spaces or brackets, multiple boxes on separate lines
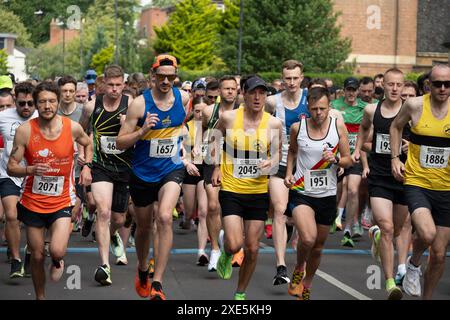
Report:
419,146,449,169
304,169,332,191
32,176,64,196
100,136,123,155
233,158,261,178
150,137,178,158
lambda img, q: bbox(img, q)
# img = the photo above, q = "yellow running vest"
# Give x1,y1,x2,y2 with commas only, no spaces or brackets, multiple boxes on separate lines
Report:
405,94,450,190
221,107,271,194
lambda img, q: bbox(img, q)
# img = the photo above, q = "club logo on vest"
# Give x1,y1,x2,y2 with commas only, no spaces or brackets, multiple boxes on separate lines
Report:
162,116,172,127
444,124,450,136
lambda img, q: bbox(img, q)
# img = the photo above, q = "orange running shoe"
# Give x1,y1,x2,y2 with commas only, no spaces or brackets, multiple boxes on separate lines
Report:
288,268,305,297
150,281,166,300
297,287,311,300
135,269,150,298
148,257,155,278
231,248,244,267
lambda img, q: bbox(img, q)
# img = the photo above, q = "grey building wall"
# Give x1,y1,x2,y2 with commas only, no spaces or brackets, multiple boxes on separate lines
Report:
416,0,450,53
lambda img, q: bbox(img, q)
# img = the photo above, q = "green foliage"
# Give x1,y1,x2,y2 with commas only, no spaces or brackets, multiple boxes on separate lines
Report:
151,0,181,7
220,0,351,74
0,9,33,48
0,0,92,46
90,46,114,74
405,72,421,82
0,50,9,74
153,0,222,70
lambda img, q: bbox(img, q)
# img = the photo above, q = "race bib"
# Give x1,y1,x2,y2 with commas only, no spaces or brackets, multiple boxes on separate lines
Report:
304,169,332,191
348,133,357,150
233,158,261,178
419,146,449,169
100,136,123,155
150,137,177,158
32,176,64,196
201,143,208,157
375,133,392,154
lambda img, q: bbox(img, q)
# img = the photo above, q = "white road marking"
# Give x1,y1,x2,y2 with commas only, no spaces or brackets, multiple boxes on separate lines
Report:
316,269,372,300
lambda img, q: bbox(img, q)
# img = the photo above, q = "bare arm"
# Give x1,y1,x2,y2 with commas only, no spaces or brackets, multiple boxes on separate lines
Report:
72,121,93,185
284,122,299,187
335,118,352,168
79,99,95,132
265,95,276,115
7,124,30,177
116,95,159,150
353,104,375,162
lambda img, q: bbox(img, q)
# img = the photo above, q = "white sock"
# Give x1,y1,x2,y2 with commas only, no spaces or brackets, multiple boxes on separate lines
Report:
198,249,205,256
397,264,406,275
337,208,344,218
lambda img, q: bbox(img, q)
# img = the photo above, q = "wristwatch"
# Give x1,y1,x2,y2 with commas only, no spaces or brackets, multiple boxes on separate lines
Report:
83,162,93,169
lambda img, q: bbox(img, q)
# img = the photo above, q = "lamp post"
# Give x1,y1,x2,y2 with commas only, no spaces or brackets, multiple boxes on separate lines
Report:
57,20,66,75
114,0,119,64
237,0,243,75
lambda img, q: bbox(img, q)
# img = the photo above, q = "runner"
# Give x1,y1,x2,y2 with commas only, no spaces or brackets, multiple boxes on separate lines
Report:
390,64,450,299
116,54,190,300
285,87,351,300
212,75,282,300
352,68,408,299
0,82,37,278
265,59,309,285
7,81,92,299
79,65,133,285
201,75,239,272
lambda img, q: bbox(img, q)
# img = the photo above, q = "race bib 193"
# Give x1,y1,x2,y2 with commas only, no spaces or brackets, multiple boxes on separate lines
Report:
32,176,64,196
419,146,449,169
375,133,392,154
304,169,332,191
233,158,261,178
150,137,178,158
100,136,123,155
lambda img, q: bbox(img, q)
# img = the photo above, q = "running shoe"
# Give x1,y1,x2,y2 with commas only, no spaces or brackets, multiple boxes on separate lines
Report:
234,292,246,300
403,256,422,297
216,251,233,280
273,265,290,285
81,215,95,237
150,281,166,300
361,207,373,230
335,214,343,231
351,222,363,238
394,270,406,286
116,251,128,265
386,278,403,300
9,259,23,279
148,257,155,278
135,269,150,298
95,264,112,286
110,231,124,258
298,287,311,300
128,235,135,248
197,253,209,266
172,208,179,219
329,220,337,234
23,245,31,277
288,268,305,297
265,223,273,239
208,249,221,272
231,248,244,267
49,259,65,282
341,231,355,247
44,242,50,257
369,225,381,262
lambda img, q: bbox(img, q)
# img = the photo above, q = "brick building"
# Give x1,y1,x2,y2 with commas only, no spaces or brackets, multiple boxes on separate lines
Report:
48,18,80,47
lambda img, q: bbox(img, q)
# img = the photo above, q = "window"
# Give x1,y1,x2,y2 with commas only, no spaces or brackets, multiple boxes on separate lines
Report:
0,38,5,49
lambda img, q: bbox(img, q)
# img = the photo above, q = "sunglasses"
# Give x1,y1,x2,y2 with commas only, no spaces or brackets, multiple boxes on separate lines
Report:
17,100,34,107
431,81,450,88
207,95,218,101
155,74,177,82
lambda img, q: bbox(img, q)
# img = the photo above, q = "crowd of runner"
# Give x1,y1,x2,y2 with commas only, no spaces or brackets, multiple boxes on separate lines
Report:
0,56,448,301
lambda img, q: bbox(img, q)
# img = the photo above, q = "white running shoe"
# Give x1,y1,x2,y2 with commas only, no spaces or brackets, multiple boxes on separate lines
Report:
368,225,381,262
208,249,221,272
110,231,124,258
402,256,422,297
116,251,128,265
49,260,65,282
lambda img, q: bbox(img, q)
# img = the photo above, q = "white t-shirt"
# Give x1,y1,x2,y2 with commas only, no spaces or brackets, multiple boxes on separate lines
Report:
0,108,38,187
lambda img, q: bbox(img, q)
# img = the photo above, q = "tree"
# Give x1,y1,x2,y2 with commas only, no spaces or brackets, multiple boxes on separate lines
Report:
0,50,8,74
220,0,351,73
90,46,114,74
0,9,33,48
151,0,181,7
153,0,222,70
0,0,92,46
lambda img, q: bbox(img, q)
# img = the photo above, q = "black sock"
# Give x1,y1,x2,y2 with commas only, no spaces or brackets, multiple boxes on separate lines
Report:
152,280,162,291
138,268,149,284
52,259,61,269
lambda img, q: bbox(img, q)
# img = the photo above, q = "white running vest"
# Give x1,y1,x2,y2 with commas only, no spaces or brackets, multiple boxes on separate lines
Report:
293,117,339,197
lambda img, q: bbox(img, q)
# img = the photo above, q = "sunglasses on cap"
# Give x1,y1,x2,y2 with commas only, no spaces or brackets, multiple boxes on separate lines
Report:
431,80,450,88
17,100,34,107
155,73,177,82
152,54,178,70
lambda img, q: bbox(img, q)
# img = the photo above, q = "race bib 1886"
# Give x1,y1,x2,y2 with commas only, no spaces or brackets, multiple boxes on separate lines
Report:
419,146,449,169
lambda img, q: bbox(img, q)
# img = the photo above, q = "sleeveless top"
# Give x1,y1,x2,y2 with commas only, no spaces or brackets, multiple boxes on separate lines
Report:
221,107,271,194
132,88,186,182
291,117,340,198
91,94,133,173
405,94,450,190
20,117,76,213
274,90,309,166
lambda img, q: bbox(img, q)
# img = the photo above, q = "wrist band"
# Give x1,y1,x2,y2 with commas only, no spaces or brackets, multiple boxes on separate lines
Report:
391,155,400,159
